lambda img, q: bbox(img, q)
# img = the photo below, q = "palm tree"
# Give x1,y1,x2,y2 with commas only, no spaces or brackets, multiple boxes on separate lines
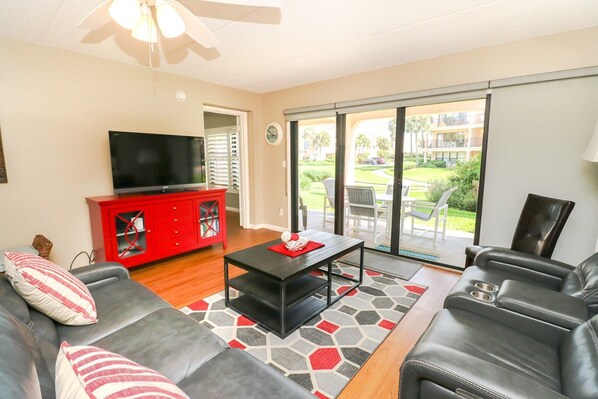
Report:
405,115,433,163
355,133,371,155
301,127,315,160
312,130,331,159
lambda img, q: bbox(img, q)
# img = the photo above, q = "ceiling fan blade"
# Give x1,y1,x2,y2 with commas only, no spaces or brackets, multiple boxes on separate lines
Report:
78,0,112,29
204,0,281,7
170,1,219,48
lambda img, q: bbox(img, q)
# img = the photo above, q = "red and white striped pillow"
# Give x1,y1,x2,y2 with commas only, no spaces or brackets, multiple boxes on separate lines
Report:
56,342,190,399
4,252,97,325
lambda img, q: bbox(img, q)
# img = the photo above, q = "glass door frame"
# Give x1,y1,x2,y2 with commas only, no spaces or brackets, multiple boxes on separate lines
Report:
289,93,492,270
290,115,346,235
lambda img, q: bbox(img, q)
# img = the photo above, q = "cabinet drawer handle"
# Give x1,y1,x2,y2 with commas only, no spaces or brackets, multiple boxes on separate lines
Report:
174,219,178,222
175,243,179,246
174,231,179,234
173,206,177,210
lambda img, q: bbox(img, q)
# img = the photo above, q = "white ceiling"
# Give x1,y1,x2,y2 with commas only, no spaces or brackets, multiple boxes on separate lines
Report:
1,0,597,93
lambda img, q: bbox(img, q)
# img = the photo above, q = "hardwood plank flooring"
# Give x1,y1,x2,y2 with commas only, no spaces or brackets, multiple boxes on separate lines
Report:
130,212,461,398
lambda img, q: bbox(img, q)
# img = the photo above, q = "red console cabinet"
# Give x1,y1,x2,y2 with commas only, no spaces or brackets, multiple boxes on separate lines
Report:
86,188,227,268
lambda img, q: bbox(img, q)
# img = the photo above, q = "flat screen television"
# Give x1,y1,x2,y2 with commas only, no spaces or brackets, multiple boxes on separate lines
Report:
109,131,206,194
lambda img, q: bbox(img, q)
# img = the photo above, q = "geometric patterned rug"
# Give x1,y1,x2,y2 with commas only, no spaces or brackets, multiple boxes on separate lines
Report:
180,263,427,399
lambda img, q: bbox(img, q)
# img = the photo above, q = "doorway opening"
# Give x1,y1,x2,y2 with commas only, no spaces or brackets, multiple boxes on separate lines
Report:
203,106,250,228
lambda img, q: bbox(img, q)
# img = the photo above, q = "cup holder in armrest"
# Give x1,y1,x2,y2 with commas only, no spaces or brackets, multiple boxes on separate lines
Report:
470,291,492,302
474,282,498,292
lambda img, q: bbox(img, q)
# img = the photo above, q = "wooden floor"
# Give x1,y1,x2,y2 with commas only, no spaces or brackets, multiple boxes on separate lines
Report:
130,212,461,398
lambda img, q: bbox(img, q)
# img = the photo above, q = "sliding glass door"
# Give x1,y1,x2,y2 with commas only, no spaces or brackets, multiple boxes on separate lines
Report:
289,95,490,269
293,117,338,233
342,109,397,250
385,99,487,267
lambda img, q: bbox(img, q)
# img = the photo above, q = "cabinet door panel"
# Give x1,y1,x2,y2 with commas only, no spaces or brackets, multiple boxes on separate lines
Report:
197,198,221,240
109,208,153,264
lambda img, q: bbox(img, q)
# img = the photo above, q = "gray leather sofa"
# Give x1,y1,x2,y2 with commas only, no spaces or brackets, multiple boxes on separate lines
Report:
0,262,315,399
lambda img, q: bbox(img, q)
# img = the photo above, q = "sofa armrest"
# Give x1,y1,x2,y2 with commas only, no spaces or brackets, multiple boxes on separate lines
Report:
70,262,129,291
496,280,588,329
475,247,575,279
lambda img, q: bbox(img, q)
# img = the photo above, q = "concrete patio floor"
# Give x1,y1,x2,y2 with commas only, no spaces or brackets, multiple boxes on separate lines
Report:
300,209,471,268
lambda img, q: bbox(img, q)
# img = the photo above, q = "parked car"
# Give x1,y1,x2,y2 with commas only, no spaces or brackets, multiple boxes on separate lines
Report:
365,157,386,165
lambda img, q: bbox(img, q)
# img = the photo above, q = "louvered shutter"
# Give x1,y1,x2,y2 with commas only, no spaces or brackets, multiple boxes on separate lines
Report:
206,128,240,193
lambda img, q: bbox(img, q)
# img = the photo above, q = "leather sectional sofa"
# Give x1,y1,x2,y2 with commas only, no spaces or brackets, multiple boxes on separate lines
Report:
400,248,598,398
0,262,315,399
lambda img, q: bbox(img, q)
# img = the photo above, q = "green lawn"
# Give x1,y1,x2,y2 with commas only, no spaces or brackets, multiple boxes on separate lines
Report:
298,162,476,233
391,167,454,183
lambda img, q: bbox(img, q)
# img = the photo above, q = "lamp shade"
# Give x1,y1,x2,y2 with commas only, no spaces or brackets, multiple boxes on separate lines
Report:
156,0,185,38
582,119,598,162
109,0,141,30
132,3,158,43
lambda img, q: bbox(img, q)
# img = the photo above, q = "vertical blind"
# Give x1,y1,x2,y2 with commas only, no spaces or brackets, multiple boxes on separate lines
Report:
205,128,240,193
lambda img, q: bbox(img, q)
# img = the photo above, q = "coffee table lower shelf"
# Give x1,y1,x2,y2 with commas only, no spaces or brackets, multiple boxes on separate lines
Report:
228,294,326,338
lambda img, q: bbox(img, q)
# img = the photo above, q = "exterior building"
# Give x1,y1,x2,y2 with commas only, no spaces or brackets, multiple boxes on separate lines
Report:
428,112,484,165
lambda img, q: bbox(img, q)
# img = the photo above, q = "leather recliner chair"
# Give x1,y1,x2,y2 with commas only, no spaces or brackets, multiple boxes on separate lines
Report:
399,308,598,398
448,248,598,316
465,193,575,266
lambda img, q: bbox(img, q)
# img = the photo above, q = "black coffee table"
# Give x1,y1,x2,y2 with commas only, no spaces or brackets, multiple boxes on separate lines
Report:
223,230,364,338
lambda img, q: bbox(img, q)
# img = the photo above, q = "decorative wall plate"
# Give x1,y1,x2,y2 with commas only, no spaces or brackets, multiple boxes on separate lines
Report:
265,122,283,146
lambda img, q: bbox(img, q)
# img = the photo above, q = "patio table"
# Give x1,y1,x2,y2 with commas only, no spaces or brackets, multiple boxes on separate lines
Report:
375,194,418,237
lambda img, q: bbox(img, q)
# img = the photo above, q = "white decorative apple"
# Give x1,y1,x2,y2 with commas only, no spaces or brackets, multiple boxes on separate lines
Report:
281,231,292,242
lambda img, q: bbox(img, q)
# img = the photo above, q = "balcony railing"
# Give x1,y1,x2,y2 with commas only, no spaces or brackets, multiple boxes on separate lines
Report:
428,137,483,148
436,114,484,127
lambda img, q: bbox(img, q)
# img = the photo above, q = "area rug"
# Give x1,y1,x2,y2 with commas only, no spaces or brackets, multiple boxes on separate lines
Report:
375,244,440,262
337,248,423,279
180,263,427,399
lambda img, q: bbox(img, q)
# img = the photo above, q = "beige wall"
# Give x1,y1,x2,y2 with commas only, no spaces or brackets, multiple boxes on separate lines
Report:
259,27,598,260
483,77,598,264
2,25,598,267
0,38,262,267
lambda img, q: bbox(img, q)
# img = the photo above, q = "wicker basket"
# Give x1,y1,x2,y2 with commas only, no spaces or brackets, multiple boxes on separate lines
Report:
32,234,53,259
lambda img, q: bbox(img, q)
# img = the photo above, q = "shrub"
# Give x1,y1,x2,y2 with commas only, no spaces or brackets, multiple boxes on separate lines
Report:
421,160,446,168
426,179,454,203
356,154,369,164
403,161,416,170
377,149,394,161
325,153,336,162
302,169,332,182
425,156,481,212
299,174,312,190
446,156,481,212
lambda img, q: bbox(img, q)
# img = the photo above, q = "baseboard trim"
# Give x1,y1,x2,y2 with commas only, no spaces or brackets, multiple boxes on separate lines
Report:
247,223,287,232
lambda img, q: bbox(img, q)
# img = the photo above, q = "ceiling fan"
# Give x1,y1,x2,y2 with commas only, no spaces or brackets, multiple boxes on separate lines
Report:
78,0,281,49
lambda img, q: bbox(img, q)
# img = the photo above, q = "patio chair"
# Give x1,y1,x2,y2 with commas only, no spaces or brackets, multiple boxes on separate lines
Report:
401,186,457,247
385,183,410,196
345,185,385,244
322,178,335,227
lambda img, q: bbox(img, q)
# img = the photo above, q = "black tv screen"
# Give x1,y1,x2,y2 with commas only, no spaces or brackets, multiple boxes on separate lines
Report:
109,131,206,194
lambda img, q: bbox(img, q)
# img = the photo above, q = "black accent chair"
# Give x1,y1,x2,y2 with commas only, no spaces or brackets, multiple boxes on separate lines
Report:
465,193,575,267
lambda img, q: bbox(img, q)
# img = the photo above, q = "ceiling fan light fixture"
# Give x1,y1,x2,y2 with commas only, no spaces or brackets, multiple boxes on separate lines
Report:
156,0,186,38
132,3,158,43
109,0,141,30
